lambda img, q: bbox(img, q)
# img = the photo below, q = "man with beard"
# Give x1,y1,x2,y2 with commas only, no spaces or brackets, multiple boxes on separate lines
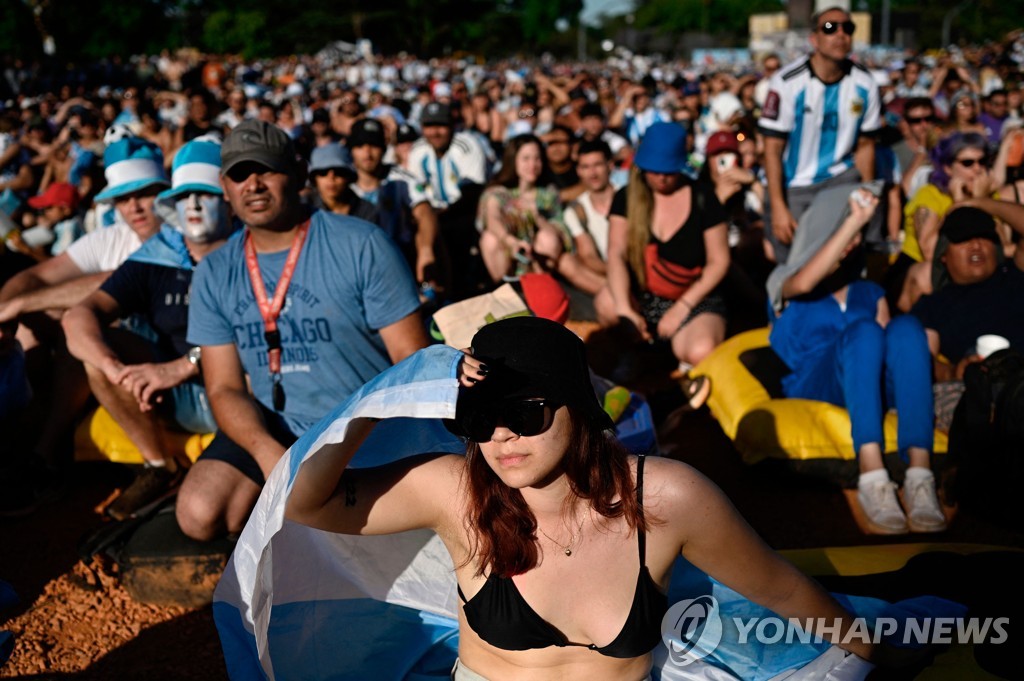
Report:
348,118,440,291
177,120,427,541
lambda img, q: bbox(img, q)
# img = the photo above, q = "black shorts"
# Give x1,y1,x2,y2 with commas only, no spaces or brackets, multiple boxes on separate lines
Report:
197,402,300,486
637,290,727,335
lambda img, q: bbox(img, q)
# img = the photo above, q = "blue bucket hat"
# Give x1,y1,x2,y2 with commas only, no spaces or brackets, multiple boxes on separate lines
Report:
309,143,355,179
633,122,691,175
157,138,223,207
94,137,169,202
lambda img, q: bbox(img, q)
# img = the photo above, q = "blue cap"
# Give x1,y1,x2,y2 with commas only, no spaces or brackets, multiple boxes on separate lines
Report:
94,137,169,202
681,80,701,97
633,122,691,175
309,143,355,178
157,138,223,206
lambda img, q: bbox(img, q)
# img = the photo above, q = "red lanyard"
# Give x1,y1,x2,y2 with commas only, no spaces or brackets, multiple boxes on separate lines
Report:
243,220,310,410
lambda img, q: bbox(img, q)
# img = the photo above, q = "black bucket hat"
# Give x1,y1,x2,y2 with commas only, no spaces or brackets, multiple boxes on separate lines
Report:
459,317,612,431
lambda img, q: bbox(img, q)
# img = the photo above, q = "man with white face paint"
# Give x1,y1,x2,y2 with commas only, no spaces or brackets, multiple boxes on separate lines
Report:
0,137,169,517
63,139,235,519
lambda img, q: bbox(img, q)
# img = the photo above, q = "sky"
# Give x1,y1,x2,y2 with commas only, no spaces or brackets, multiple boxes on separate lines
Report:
581,0,633,27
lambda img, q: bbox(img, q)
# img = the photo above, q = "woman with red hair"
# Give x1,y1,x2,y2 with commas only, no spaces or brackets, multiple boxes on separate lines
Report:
285,317,879,680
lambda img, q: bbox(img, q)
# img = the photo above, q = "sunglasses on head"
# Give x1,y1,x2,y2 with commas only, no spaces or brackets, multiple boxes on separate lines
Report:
955,158,989,168
818,20,856,35
456,398,558,443
905,115,934,124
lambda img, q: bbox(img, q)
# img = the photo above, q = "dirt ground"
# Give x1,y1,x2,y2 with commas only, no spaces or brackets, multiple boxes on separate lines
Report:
1,393,1021,679
0,464,227,680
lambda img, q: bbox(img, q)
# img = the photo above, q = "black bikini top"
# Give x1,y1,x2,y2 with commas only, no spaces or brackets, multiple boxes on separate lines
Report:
457,454,668,658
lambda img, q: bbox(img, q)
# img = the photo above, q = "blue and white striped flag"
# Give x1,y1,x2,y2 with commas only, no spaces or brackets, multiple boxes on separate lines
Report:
213,345,965,681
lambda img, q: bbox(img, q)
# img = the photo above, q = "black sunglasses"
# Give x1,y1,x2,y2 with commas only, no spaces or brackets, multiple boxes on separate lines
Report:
311,167,350,178
905,115,934,125
456,398,558,443
955,158,990,169
818,20,856,35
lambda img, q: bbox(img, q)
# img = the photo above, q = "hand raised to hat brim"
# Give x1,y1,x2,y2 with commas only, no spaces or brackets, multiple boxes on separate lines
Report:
458,349,488,388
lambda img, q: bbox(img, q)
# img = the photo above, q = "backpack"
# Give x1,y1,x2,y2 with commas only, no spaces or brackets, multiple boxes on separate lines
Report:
946,348,1024,529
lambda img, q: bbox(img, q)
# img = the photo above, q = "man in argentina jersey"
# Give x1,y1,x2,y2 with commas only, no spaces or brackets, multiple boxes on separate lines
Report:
759,5,880,263
407,101,491,298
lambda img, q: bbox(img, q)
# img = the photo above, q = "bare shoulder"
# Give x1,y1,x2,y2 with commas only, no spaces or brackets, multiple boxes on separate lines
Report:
394,452,465,493
635,455,724,518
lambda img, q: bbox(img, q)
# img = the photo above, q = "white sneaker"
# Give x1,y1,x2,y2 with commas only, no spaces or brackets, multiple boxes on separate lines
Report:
857,476,909,535
902,471,948,533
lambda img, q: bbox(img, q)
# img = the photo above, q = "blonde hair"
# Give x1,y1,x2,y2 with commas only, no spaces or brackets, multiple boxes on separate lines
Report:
626,165,654,289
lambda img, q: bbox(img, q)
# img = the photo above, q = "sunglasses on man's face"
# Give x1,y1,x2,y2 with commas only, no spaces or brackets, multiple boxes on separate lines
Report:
905,115,935,125
818,20,856,35
456,398,558,443
955,158,989,169
311,168,349,179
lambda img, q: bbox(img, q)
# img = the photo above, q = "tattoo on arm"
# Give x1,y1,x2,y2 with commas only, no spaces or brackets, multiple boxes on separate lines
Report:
913,207,930,232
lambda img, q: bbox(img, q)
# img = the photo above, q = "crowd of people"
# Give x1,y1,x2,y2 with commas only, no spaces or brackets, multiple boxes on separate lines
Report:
1,9,1024,548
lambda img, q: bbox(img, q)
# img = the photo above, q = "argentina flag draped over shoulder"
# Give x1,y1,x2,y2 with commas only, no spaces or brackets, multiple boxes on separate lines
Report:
213,345,467,681
213,345,965,681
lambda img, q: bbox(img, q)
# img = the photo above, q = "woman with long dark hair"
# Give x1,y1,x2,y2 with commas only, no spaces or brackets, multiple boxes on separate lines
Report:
285,316,879,680
477,134,570,283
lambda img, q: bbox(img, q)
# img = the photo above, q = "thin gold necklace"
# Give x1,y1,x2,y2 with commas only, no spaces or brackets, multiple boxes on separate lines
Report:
537,514,586,557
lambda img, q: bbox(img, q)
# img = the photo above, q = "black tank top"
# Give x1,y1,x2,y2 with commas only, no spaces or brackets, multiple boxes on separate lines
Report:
457,454,667,658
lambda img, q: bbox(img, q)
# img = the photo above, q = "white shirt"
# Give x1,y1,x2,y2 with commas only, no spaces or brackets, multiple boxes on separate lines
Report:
563,192,610,261
758,58,881,189
600,130,630,156
65,223,145,273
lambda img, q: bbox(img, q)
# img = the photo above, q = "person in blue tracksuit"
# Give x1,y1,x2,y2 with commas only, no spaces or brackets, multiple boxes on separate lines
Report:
769,189,945,536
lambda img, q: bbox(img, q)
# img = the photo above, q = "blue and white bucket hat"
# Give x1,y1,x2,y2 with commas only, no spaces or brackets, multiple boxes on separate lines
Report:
94,137,169,202
157,138,224,207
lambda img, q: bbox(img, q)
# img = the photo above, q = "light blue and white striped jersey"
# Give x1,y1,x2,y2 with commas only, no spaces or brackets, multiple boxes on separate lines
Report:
759,58,881,189
407,131,490,210
624,106,672,147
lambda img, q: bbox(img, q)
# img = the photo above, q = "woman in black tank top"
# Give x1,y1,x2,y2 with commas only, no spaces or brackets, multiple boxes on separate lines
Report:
287,317,882,680
595,122,730,397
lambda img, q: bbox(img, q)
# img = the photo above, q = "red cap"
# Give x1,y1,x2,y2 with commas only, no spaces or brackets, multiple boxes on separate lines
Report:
28,183,79,211
706,131,740,157
518,273,570,325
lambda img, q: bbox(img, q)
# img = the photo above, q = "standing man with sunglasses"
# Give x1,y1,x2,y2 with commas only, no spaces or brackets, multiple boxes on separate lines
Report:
177,120,428,541
759,6,881,264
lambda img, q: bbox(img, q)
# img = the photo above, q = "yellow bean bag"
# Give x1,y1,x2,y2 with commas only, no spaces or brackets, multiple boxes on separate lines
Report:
692,328,947,482
74,407,213,465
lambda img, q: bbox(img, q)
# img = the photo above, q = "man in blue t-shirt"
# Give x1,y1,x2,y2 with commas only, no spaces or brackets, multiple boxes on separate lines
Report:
178,120,428,541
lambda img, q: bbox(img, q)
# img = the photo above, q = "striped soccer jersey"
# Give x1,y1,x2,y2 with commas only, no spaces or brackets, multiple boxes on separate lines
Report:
759,58,880,189
407,131,490,210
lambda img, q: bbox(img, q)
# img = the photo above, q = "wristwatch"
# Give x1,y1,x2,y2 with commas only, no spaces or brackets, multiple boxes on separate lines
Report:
186,346,202,369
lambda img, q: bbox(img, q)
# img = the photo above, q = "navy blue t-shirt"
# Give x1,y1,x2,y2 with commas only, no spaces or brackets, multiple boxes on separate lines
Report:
100,261,193,361
911,264,1024,362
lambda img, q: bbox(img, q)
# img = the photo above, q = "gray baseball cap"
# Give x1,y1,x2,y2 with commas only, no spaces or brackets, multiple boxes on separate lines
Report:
221,120,299,175
420,102,452,127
